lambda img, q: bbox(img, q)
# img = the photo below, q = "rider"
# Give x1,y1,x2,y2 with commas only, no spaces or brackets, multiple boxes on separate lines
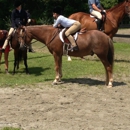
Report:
0,30,10,74
88,0,105,30
0,0,27,52
53,6,81,51
26,9,31,24
26,9,35,52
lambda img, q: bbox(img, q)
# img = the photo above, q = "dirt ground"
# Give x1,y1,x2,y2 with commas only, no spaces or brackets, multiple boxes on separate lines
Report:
0,29,130,130
113,28,130,43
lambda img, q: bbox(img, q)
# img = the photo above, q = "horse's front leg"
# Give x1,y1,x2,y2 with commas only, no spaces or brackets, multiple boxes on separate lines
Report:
12,51,18,75
13,56,18,75
52,53,62,85
23,51,29,74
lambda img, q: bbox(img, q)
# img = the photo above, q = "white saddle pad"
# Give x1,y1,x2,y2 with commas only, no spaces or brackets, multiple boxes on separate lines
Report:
59,28,78,43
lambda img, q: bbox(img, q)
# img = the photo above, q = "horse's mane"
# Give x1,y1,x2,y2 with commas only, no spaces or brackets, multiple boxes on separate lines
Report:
25,25,57,36
26,25,53,29
107,1,125,12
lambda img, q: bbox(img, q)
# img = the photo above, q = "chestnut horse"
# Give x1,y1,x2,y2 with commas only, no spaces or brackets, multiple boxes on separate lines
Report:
10,29,29,74
17,25,114,87
69,0,130,38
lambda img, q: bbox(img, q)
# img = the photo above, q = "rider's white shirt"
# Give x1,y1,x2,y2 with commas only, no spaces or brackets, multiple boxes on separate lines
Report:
53,15,76,28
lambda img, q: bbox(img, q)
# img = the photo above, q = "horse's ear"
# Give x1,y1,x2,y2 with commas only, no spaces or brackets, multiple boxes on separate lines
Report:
22,26,26,32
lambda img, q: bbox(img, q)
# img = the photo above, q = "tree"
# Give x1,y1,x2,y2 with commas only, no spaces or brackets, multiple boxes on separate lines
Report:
101,0,118,9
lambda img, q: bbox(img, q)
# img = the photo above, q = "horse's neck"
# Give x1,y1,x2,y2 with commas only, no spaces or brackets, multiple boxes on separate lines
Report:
27,26,55,45
107,1,126,23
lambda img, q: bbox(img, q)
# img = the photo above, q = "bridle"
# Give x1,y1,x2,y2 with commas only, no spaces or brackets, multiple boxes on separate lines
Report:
14,28,28,49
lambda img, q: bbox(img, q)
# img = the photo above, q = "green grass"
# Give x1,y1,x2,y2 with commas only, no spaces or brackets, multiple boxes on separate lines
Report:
0,128,20,130
0,41,130,88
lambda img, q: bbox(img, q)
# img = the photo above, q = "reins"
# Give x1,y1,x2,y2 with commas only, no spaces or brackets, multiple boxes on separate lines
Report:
45,28,60,46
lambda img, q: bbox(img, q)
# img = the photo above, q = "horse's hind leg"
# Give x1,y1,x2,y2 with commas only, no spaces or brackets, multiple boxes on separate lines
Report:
105,64,113,87
99,57,113,88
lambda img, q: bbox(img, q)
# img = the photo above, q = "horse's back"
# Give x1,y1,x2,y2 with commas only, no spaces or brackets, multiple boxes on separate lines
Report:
69,12,96,29
69,12,90,20
86,30,109,41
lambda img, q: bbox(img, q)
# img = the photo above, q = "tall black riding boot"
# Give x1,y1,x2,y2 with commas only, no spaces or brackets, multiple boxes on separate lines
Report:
96,19,102,30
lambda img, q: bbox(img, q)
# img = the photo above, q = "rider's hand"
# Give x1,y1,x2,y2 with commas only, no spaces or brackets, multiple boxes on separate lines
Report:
101,10,106,15
14,27,17,29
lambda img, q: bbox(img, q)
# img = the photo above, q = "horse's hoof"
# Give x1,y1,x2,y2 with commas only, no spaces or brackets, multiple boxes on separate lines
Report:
107,85,113,88
67,56,72,61
52,80,64,85
106,81,113,88
52,82,58,85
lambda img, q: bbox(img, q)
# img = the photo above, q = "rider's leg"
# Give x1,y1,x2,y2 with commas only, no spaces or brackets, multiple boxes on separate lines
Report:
65,21,81,51
96,19,102,30
91,10,102,30
4,45,10,74
2,28,14,50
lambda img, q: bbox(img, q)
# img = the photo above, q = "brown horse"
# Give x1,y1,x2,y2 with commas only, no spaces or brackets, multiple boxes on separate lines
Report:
17,25,114,87
10,29,29,74
69,0,130,38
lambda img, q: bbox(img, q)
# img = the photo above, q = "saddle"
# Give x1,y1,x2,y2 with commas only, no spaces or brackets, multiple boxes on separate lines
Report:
59,28,86,54
59,28,86,44
59,28,78,44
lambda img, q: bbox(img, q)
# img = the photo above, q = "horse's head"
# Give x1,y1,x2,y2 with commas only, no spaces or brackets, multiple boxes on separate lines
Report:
11,27,26,50
125,0,130,17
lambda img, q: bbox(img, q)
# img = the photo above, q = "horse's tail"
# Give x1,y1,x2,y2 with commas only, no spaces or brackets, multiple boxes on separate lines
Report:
107,37,114,69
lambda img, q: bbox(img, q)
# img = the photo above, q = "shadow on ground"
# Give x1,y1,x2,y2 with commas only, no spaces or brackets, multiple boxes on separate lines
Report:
62,78,126,87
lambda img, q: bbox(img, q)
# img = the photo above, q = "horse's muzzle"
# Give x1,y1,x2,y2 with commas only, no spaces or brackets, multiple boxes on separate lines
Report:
19,42,26,50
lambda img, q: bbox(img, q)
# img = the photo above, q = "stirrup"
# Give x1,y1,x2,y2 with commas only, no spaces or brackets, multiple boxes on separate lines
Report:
68,46,74,52
68,45,79,52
